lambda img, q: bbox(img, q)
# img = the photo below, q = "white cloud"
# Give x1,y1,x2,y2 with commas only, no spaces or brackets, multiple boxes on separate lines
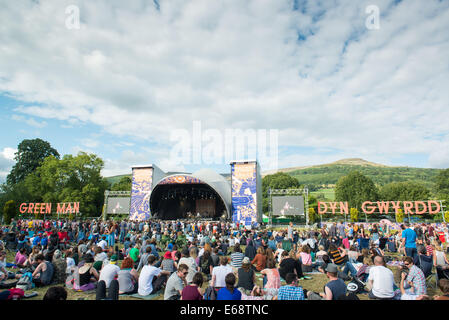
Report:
0,147,17,182
0,0,449,170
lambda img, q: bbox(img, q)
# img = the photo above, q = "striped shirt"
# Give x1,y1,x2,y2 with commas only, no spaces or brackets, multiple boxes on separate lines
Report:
277,285,305,300
230,252,244,268
329,249,345,265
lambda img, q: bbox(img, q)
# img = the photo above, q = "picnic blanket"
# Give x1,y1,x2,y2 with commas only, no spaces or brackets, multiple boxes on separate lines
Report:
120,290,162,300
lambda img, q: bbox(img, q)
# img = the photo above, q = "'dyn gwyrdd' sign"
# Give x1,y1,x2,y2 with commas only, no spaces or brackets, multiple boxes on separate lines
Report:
318,200,442,215
19,202,80,215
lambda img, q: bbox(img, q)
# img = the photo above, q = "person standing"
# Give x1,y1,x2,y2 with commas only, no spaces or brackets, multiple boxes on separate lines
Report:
402,224,418,260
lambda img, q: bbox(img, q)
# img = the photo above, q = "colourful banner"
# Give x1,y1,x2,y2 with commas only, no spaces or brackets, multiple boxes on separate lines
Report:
130,167,153,221
157,175,202,185
231,162,258,226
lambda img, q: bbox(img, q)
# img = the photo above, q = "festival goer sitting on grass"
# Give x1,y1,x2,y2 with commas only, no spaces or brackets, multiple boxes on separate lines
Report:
244,239,257,261
93,245,108,263
128,243,140,268
52,249,67,284
161,250,177,274
299,245,313,273
65,249,76,275
31,253,54,287
433,279,449,300
137,245,152,272
118,257,139,294
279,250,304,281
401,256,427,297
99,254,120,288
211,256,233,291
414,245,433,278
434,244,449,280
230,244,244,273
274,242,284,264
43,286,68,300
307,264,347,300
260,258,281,298
138,255,170,296
181,272,204,300
251,247,267,272
178,248,199,285
328,244,346,266
164,263,188,300
217,273,241,300
236,257,256,293
76,254,99,291
274,272,304,300
15,247,28,268
199,250,213,279
366,256,395,300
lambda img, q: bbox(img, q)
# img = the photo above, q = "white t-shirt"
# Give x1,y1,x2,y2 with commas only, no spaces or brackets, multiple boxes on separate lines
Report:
368,266,395,298
212,265,233,288
94,252,108,262
138,265,161,296
99,263,120,288
98,240,108,250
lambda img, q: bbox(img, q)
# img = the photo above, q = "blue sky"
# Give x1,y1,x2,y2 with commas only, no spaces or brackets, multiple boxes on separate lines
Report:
1,0,449,182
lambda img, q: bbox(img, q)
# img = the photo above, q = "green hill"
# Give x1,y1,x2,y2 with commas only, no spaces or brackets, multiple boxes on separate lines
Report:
106,174,131,186
279,158,441,192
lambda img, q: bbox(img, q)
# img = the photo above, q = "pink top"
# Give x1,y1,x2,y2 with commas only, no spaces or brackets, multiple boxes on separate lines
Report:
299,252,312,266
261,268,281,289
15,252,27,265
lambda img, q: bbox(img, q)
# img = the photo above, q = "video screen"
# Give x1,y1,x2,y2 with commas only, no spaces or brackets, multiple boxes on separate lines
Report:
272,196,304,216
107,197,131,214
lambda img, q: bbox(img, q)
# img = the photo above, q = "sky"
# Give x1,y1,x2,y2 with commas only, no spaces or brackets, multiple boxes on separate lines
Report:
1,0,449,182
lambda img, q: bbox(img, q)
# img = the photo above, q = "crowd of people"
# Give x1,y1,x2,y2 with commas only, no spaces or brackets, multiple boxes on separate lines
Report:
0,217,448,301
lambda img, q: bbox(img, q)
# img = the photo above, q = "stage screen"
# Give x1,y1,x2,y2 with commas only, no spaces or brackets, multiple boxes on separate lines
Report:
272,196,304,216
107,197,131,214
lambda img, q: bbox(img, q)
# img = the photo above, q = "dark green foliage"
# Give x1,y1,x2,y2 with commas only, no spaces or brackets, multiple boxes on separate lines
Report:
3,200,16,224
379,181,431,201
6,138,60,185
334,171,379,210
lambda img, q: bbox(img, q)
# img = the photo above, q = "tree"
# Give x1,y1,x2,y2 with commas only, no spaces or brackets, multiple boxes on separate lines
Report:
335,171,379,210
350,208,359,222
396,208,404,223
111,176,132,191
308,207,317,224
262,172,301,213
23,152,108,217
379,181,431,201
435,168,449,200
6,138,60,185
3,200,16,224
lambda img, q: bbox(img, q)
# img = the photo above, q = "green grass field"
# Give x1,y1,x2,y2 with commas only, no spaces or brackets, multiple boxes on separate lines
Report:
310,188,335,201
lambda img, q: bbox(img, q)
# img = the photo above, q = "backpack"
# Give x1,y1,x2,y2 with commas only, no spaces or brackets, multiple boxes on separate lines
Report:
203,286,217,300
16,272,35,291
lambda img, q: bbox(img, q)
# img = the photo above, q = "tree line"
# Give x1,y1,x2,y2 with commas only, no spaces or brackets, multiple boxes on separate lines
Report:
1,138,129,223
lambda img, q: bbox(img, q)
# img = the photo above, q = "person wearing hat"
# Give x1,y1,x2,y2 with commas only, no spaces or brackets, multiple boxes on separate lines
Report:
307,263,347,300
77,254,99,291
98,254,120,289
161,251,177,274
